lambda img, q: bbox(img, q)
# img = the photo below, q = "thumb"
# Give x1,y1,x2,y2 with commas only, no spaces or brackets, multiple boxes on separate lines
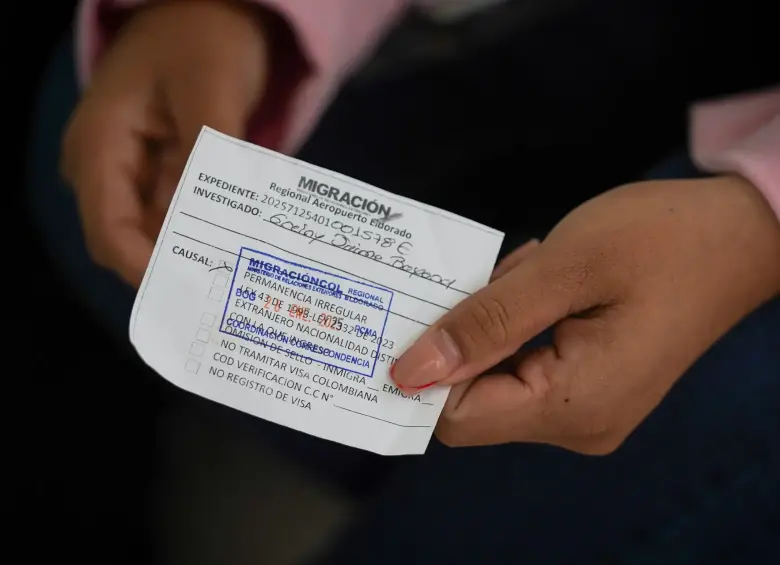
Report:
391,254,582,390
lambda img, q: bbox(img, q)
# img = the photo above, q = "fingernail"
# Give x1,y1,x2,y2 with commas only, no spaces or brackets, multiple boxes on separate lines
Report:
389,363,432,393
392,329,462,388
392,378,438,395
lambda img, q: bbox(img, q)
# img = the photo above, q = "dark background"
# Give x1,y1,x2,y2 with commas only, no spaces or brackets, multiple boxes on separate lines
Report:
11,1,777,562
12,2,166,561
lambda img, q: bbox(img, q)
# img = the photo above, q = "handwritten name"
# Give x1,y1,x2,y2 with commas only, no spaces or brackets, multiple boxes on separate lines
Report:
265,214,456,289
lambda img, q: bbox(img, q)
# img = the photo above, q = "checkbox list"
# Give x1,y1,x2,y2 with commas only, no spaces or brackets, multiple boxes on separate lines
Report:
190,341,205,357
208,273,229,301
195,328,211,343
185,310,219,375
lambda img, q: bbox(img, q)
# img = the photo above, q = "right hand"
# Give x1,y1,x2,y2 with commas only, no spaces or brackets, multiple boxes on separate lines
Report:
61,0,271,286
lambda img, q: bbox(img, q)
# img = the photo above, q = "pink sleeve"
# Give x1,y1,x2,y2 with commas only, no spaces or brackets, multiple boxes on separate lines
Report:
75,0,408,152
690,86,780,221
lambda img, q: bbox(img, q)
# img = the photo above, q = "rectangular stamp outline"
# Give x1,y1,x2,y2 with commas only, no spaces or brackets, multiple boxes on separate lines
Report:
218,246,394,378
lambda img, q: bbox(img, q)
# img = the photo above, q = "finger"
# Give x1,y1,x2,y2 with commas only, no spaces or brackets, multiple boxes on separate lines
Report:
67,111,155,287
80,149,155,287
451,304,665,453
156,71,261,213
144,61,258,235
436,372,542,447
491,239,540,281
391,251,594,390
434,320,598,448
148,145,184,221
143,151,180,240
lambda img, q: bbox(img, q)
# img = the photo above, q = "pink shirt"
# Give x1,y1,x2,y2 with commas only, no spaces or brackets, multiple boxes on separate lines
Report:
75,0,780,222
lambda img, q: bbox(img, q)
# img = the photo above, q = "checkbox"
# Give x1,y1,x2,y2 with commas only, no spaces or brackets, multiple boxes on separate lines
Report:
208,287,224,300
213,274,229,288
190,341,205,357
185,359,200,374
200,312,216,327
195,328,210,343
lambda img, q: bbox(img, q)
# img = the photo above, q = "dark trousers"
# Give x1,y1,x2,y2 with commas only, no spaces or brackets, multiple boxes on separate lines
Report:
28,39,780,564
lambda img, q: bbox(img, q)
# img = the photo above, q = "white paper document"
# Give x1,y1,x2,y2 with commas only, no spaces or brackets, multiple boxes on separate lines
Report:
131,127,504,455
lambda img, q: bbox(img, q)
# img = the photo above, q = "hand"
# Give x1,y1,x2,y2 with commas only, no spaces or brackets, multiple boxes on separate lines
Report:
391,176,780,453
61,0,271,286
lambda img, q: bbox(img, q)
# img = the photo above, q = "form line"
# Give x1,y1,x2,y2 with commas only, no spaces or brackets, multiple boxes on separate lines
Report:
179,211,458,310
263,219,468,295
334,405,433,428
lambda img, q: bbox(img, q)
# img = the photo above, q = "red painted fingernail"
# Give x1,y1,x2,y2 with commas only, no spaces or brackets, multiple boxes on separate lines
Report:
396,381,437,394
389,362,396,379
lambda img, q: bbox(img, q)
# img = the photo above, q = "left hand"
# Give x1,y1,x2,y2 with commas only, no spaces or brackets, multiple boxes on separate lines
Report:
391,176,780,454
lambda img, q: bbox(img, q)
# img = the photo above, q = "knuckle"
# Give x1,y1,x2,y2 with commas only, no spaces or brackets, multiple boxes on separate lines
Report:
435,409,468,447
84,236,110,268
566,417,625,456
574,436,624,456
59,100,105,189
550,255,595,295
522,348,559,395
82,218,114,269
583,411,611,436
459,295,512,347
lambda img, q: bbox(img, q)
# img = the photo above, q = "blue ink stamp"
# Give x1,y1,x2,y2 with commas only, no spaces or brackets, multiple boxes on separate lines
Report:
218,247,394,378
